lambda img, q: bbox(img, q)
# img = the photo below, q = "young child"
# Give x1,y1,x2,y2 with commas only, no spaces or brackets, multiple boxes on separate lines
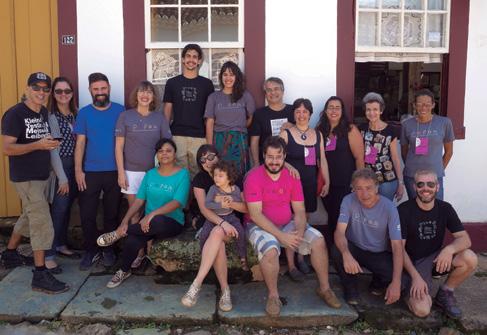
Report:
198,160,248,270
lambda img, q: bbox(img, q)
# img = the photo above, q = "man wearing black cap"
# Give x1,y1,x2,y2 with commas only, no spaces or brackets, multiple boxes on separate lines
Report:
74,72,124,271
1,72,69,294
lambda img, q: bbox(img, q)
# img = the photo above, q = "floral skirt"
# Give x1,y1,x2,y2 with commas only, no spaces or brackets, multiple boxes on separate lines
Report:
214,130,250,175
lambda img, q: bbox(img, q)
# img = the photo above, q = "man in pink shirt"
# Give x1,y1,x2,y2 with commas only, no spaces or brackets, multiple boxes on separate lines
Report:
244,136,341,317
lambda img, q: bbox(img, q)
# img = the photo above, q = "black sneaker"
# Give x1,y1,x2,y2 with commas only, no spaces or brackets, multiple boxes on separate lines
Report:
435,287,462,319
1,249,34,269
344,286,360,305
369,279,386,296
31,269,70,294
79,251,101,271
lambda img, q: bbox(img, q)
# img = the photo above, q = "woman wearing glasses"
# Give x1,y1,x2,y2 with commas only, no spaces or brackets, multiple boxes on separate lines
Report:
401,89,454,200
45,77,80,273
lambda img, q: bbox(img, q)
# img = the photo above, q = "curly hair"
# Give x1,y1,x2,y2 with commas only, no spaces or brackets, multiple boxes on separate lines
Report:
212,160,239,186
128,80,159,111
218,61,245,103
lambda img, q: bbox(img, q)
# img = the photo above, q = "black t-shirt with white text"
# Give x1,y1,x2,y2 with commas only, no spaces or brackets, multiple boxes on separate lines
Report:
398,199,464,261
1,103,51,182
163,75,214,138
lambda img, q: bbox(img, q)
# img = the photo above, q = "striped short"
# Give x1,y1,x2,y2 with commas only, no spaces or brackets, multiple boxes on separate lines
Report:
246,221,323,261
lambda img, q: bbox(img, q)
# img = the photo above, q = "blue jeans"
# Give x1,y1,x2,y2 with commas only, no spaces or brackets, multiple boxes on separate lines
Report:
46,157,78,259
378,180,398,201
404,176,444,201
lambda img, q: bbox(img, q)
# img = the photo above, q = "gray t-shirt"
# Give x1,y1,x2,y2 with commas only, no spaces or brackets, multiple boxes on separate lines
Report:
400,115,455,178
115,109,171,171
205,184,242,216
338,193,402,253
204,90,255,132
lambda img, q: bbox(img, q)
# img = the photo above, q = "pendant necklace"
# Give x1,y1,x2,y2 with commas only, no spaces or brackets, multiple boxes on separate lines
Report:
295,126,310,140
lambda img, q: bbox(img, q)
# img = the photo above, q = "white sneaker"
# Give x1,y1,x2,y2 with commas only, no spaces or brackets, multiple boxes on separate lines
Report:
106,269,131,288
219,287,232,312
181,282,201,307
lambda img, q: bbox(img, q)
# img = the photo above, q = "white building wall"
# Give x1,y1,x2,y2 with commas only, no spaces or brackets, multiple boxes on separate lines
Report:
444,0,487,221
77,0,125,107
265,0,337,126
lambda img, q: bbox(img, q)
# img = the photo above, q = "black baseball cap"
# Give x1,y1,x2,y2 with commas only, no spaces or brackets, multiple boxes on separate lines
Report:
27,72,52,88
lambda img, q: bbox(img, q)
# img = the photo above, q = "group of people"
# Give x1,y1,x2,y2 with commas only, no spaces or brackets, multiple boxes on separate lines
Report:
0,43,478,321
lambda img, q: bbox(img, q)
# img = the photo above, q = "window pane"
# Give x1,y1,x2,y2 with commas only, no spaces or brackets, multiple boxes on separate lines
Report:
382,0,400,9
357,12,378,46
151,0,177,4
405,0,423,10
151,8,178,42
358,0,378,8
182,0,208,4
199,49,211,79
428,0,446,10
404,13,424,47
381,13,400,46
151,49,180,84
212,0,239,3
211,49,240,85
211,7,238,41
427,14,445,47
181,8,208,41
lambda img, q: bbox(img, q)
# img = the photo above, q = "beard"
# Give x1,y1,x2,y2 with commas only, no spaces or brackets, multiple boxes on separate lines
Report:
416,190,436,204
264,162,285,175
92,94,110,107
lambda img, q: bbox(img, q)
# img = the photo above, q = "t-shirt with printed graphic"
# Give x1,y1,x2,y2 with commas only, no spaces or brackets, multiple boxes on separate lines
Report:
244,165,304,226
204,91,256,132
163,75,215,138
400,115,455,178
136,167,191,225
338,193,402,253
398,199,464,261
115,109,172,172
1,103,51,182
359,123,398,183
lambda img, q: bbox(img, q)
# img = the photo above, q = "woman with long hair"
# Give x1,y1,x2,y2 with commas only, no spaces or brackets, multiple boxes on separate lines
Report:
204,61,255,175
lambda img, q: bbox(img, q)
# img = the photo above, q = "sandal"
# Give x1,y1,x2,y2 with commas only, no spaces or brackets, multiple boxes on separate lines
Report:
56,250,82,259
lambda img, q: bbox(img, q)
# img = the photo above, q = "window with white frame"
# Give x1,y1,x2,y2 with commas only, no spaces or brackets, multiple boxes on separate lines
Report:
356,0,450,54
145,0,244,88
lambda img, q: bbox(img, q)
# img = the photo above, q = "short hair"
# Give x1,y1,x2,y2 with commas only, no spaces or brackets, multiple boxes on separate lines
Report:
362,92,385,112
414,169,438,183
351,168,379,186
263,77,284,91
292,98,313,115
181,43,203,60
155,138,177,153
128,80,159,111
212,160,239,185
88,72,109,85
196,144,219,171
414,89,435,104
262,136,287,156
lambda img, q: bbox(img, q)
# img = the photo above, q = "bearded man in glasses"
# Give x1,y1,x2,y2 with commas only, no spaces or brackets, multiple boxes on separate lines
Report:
1,72,69,294
398,169,477,319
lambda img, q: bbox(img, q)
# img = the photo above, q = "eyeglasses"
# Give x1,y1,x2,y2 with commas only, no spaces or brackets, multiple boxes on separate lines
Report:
31,85,51,93
200,153,216,164
54,89,73,95
415,181,437,189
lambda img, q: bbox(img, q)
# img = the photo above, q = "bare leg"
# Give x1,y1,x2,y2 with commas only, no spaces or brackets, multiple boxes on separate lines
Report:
260,248,280,298
285,248,297,271
7,232,22,250
444,249,478,289
310,237,331,291
212,243,229,290
33,250,45,267
193,227,226,286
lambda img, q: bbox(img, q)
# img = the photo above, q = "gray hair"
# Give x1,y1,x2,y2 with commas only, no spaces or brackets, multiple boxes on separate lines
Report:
351,168,379,186
263,77,284,91
414,169,438,183
362,92,385,112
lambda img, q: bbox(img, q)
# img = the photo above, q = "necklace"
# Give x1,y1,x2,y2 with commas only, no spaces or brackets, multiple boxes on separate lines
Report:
295,126,310,140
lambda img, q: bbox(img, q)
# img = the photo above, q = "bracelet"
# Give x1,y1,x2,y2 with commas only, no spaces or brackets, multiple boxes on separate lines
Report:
398,180,405,185
218,219,225,226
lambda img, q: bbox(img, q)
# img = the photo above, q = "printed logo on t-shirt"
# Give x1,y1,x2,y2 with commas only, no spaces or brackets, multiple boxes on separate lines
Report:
24,117,49,139
352,212,379,229
418,220,437,240
148,182,174,193
181,87,197,102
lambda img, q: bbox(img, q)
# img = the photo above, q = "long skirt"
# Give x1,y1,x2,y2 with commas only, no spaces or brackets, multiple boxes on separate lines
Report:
214,130,250,175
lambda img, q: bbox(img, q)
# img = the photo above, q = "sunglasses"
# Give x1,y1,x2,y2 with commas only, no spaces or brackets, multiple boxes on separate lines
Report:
31,85,51,93
200,153,216,164
416,181,437,189
54,89,73,95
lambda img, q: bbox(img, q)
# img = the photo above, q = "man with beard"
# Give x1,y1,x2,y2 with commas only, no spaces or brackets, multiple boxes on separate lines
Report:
244,136,341,317
74,72,124,271
1,72,69,293
332,168,403,306
163,44,214,178
399,169,477,319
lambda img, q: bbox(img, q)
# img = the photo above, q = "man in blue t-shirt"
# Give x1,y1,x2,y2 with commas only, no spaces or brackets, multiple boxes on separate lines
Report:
74,72,124,271
332,168,403,306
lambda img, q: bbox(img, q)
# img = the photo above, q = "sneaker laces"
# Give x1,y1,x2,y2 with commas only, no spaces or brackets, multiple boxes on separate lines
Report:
112,269,126,282
100,231,119,245
184,282,201,301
